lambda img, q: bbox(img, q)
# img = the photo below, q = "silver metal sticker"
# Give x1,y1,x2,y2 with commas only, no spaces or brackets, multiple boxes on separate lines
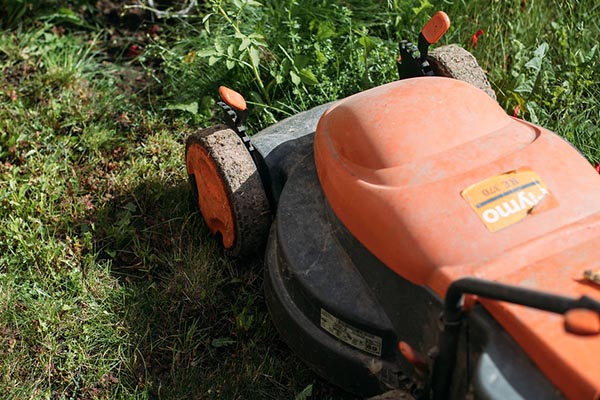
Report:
320,308,382,356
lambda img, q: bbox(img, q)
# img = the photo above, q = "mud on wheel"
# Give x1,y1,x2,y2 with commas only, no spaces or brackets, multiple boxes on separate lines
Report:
428,44,496,100
185,125,271,257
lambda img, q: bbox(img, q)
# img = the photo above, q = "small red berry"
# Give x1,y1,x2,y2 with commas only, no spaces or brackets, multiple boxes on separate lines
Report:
147,24,160,37
126,44,143,58
513,104,521,118
470,29,484,48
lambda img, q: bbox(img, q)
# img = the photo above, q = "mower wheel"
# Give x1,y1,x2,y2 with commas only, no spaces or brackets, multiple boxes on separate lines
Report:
428,44,496,100
185,125,271,257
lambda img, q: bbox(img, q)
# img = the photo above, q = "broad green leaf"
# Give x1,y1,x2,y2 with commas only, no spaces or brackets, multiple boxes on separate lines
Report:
214,39,224,54
513,79,534,94
299,68,319,85
249,46,260,68
239,37,252,52
281,58,292,75
165,102,198,115
233,0,262,9
359,35,376,55
249,91,265,104
315,20,337,41
533,42,549,58
295,385,313,400
195,48,218,58
314,48,327,64
244,0,263,7
248,33,266,45
290,70,301,85
293,54,309,69
524,43,548,71
412,0,433,15
200,96,215,116
526,101,547,125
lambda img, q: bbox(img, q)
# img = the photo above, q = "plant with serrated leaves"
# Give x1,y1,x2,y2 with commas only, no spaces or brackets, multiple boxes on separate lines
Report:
200,0,272,102
508,41,553,124
147,0,405,129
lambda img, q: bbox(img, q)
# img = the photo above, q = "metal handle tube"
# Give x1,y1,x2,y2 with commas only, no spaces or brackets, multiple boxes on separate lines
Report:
429,277,600,400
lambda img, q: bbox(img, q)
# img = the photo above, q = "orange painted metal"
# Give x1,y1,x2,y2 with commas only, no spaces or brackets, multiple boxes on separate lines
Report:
421,11,450,44
314,77,600,399
219,85,247,111
565,309,600,335
186,143,235,248
399,341,428,371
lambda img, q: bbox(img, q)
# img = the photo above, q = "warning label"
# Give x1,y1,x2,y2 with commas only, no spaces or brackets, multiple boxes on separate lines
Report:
320,308,382,357
461,168,557,232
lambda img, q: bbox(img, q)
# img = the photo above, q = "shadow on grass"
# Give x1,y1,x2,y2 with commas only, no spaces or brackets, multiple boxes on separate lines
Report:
87,178,353,399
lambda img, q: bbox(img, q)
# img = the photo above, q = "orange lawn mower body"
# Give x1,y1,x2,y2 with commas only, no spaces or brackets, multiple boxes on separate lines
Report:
185,12,600,400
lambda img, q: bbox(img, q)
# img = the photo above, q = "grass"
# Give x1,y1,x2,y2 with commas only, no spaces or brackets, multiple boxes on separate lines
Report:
0,0,599,399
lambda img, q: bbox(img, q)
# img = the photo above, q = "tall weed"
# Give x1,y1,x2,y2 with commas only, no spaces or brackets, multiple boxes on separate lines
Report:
147,0,425,128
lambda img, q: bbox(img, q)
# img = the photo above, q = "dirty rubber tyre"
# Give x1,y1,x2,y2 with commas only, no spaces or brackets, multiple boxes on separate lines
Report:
428,44,496,100
185,125,271,258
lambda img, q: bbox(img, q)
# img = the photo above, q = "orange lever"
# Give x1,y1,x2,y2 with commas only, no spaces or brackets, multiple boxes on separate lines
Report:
219,86,247,111
398,341,428,371
421,11,450,45
564,309,600,335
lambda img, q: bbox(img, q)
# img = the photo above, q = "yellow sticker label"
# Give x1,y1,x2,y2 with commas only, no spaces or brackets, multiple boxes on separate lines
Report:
461,168,557,232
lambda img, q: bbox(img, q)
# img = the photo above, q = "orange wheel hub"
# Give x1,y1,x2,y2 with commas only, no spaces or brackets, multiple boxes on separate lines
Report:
186,142,235,248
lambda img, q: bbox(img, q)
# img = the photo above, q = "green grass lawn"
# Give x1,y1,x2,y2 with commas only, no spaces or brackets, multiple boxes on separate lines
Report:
0,0,599,399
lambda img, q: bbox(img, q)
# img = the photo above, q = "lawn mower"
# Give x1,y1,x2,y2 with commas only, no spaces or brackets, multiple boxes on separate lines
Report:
184,11,600,400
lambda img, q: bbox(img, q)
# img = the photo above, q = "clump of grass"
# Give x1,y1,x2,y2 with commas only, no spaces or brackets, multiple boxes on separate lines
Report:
0,21,141,399
0,7,349,399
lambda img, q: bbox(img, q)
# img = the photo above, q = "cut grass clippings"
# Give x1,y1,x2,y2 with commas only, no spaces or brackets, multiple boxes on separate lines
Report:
1,0,599,399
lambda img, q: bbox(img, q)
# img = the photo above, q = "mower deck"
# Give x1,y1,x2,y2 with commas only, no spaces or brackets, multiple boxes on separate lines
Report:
263,145,403,396
260,117,563,398
184,18,600,395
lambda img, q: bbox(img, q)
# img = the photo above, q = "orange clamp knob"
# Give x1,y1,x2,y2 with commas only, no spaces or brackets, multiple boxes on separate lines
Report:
564,309,600,335
399,341,428,370
421,11,451,45
219,86,247,111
